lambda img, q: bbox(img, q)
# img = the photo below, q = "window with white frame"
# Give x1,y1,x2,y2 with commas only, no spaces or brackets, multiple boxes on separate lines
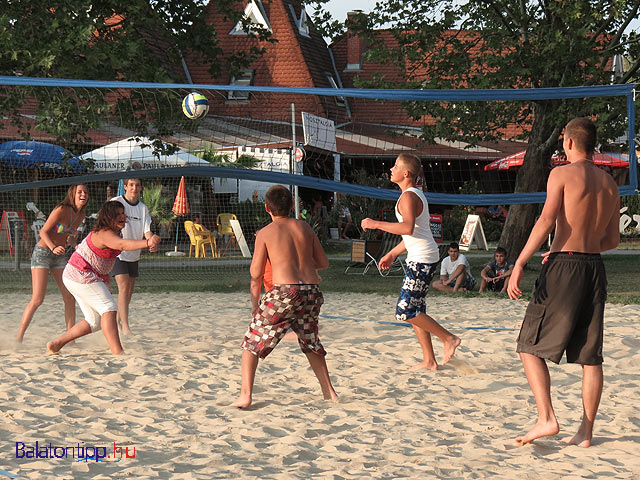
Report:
228,70,254,101
325,74,346,107
288,5,310,38
230,0,272,35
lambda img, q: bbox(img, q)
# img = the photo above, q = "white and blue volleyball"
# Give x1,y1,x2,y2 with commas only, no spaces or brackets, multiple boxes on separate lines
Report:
182,92,209,120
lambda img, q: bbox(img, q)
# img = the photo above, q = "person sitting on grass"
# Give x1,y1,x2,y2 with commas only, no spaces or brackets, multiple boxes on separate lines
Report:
479,247,514,293
47,201,160,355
432,242,476,292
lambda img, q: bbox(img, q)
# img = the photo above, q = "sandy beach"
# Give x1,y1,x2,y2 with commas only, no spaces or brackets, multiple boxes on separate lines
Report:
1,291,639,479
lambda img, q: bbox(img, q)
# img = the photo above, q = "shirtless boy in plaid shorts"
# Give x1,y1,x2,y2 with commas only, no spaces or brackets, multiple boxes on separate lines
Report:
361,154,460,370
233,185,338,408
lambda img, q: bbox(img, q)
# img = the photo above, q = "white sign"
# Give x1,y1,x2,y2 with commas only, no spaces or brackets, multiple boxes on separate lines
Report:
235,146,302,201
620,206,640,234
302,112,337,152
229,219,251,258
459,214,488,251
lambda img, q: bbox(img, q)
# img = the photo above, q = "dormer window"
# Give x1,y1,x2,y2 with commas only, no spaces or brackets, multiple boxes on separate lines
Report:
325,74,346,107
288,5,310,38
230,0,272,35
228,70,254,101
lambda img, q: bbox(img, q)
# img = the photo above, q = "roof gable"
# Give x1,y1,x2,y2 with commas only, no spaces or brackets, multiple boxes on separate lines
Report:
230,0,272,35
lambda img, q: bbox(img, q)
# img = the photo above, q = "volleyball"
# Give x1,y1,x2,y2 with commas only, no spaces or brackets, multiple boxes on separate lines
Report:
182,92,209,120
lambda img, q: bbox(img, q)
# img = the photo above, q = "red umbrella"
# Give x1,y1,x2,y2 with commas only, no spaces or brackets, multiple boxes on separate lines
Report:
172,176,190,215
551,151,629,168
171,176,190,252
483,151,525,171
484,150,630,171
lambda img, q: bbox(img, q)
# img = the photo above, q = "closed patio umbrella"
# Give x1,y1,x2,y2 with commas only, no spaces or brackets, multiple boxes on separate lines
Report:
168,176,190,255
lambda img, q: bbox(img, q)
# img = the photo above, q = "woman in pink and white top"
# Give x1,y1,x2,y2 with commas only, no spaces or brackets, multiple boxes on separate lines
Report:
47,201,160,355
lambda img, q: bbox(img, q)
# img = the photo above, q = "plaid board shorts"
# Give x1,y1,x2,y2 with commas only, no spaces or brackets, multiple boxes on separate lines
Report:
241,284,326,359
396,261,438,322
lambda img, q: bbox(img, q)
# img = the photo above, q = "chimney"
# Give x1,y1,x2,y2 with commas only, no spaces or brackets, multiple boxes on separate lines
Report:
345,10,365,72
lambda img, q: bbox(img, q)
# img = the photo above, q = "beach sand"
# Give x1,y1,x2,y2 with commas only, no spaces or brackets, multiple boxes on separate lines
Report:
1,292,639,479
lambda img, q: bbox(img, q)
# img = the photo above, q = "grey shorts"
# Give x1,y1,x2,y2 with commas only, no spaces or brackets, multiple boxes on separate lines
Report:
516,252,607,365
447,275,476,290
30,245,70,270
111,258,139,278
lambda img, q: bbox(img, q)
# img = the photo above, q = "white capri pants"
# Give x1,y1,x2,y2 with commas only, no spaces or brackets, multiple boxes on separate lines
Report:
62,277,117,332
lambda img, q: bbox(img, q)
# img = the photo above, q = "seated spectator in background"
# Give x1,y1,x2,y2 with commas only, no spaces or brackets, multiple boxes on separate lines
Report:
479,247,514,293
432,242,476,292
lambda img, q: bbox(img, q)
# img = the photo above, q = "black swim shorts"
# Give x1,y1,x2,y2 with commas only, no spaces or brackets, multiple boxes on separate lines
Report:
110,258,139,278
516,252,607,365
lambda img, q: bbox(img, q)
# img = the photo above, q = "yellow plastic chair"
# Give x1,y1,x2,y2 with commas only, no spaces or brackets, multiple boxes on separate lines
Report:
194,222,218,257
216,213,238,256
184,220,216,258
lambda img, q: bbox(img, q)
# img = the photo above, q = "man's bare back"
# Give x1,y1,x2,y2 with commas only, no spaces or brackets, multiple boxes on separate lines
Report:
254,218,326,285
550,161,619,253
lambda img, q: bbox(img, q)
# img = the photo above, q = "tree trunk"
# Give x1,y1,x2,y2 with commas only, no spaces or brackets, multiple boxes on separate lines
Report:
499,101,559,260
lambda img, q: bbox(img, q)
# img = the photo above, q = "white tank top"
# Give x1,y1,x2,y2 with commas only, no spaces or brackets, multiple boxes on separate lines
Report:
395,187,440,264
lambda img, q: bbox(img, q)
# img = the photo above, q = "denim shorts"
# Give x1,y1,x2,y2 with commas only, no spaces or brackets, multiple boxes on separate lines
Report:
30,245,70,270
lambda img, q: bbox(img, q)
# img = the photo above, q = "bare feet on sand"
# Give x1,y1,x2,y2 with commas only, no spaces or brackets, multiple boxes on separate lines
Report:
410,360,438,371
515,419,560,445
442,336,461,365
232,395,252,408
46,340,61,355
561,430,592,448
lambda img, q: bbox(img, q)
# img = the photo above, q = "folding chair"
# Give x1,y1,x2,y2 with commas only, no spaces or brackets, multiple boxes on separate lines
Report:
344,232,406,276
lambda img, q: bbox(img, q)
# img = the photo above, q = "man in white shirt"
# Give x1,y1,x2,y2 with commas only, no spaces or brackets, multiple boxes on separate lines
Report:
111,178,155,334
432,242,476,292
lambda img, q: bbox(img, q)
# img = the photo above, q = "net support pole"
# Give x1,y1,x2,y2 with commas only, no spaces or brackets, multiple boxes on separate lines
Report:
13,221,20,271
627,89,638,193
291,103,300,219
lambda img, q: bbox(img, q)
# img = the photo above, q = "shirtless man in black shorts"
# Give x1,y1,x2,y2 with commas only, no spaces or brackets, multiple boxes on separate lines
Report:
508,117,620,447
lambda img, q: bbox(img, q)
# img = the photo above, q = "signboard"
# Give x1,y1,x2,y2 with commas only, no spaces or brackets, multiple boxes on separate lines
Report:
229,219,251,258
459,214,488,251
295,147,305,162
0,210,28,255
429,214,443,243
302,112,337,152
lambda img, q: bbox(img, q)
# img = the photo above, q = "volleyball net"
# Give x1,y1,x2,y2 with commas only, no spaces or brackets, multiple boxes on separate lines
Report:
0,77,637,288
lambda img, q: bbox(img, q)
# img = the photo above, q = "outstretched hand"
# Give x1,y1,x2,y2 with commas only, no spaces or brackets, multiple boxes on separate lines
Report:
507,265,524,299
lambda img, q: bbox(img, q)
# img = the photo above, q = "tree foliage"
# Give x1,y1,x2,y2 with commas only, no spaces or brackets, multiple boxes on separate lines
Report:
310,0,640,256
0,1,273,148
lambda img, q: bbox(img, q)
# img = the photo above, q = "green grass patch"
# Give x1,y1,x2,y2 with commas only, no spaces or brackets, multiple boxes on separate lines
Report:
1,253,639,304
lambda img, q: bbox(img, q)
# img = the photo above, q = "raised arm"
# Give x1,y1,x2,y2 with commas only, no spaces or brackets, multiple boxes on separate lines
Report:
361,192,420,236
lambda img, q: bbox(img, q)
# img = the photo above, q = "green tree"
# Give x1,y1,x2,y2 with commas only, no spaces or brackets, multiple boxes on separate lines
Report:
311,0,640,256
0,0,273,148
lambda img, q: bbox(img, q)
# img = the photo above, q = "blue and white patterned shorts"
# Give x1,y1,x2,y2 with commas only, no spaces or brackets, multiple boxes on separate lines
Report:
396,261,438,322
